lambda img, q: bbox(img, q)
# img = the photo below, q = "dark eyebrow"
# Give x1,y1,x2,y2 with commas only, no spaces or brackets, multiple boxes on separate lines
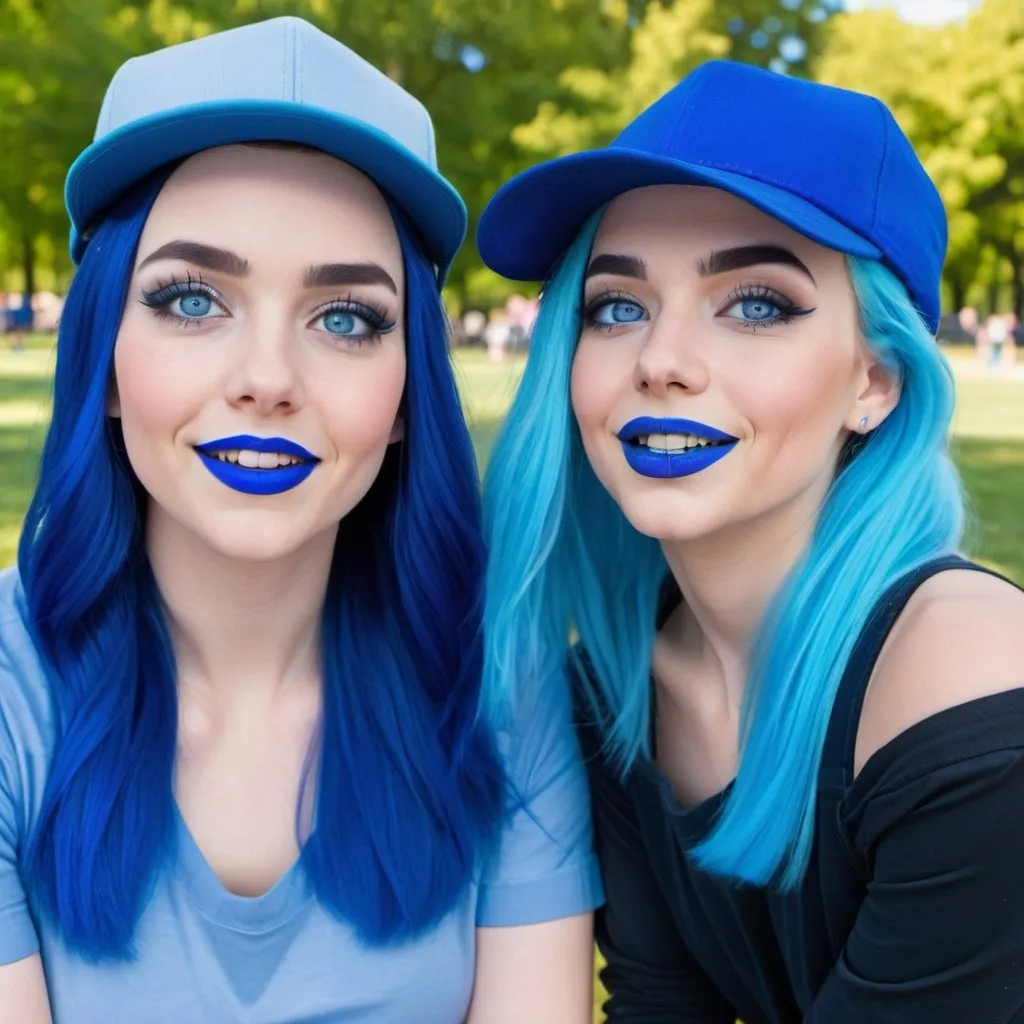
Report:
697,245,816,284
303,263,398,295
136,243,398,296
584,253,647,281
137,240,250,276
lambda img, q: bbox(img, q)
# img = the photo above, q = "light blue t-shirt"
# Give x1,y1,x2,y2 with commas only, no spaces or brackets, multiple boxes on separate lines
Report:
0,568,603,1023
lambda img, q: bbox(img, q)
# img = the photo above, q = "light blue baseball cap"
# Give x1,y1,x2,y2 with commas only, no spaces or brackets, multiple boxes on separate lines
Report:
65,16,465,280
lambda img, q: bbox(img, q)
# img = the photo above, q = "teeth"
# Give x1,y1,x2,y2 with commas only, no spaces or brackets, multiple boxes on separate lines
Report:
211,449,302,468
642,432,715,452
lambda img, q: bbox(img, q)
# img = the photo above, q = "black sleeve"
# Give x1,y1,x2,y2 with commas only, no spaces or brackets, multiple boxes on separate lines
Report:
585,738,736,1023
810,709,1024,1022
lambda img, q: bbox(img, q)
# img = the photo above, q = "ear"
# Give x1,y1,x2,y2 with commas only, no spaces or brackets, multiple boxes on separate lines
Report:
388,413,405,444
107,378,121,418
846,349,900,436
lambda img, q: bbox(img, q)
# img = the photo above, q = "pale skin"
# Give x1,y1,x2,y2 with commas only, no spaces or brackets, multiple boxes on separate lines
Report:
572,184,1024,811
1,145,593,1023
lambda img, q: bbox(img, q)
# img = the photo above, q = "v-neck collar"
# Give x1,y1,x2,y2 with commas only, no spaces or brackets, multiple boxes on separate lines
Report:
172,802,314,932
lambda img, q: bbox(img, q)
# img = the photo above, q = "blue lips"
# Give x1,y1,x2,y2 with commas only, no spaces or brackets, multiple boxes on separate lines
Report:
616,417,738,480
194,434,319,496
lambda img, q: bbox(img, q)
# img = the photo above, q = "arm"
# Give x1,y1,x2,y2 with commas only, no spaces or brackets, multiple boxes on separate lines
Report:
0,750,50,1024
0,955,52,1024
809,719,1024,1021
810,571,1024,1021
466,913,594,1023
469,671,603,1020
587,743,736,1024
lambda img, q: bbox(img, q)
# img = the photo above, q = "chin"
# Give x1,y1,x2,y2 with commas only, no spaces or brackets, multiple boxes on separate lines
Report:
178,507,331,565
199,529,310,564
616,498,723,545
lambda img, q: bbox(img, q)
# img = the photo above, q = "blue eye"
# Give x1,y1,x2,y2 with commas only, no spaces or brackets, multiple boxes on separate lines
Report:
141,278,226,325
322,310,360,335
174,293,215,318
720,287,812,329
736,298,780,322
588,298,648,327
314,302,395,345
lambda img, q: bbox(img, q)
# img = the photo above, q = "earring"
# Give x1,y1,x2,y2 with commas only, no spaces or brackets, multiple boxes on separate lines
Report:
859,415,869,432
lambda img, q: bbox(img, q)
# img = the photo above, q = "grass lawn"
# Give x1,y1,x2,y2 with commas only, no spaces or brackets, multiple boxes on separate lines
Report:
456,346,1024,585
0,339,1020,1023
1,340,1022,583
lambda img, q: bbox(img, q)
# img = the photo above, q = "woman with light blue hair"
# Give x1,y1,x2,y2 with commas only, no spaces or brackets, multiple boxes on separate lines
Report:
479,61,1024,1021
0,17,601,1023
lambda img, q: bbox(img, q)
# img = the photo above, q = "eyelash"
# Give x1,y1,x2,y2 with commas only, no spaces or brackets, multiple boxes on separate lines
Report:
720,282,815,330
581,283,816,333
581,290,642,332
140,272,222,328
312,294,396,345
139,275,397,343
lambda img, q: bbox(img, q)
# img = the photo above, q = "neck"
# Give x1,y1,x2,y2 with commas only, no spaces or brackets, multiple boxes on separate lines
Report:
146,510,336,706
660,480,829,704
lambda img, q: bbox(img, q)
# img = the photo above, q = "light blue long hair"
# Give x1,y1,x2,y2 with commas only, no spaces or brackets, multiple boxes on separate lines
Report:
482,210,964,888
20,166,505,960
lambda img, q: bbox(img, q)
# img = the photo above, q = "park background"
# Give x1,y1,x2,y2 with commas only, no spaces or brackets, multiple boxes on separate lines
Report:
1,0,1021,574
0,0,1021,1020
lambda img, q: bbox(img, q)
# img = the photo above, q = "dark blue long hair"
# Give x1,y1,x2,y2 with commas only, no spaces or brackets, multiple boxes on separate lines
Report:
19,167,505,960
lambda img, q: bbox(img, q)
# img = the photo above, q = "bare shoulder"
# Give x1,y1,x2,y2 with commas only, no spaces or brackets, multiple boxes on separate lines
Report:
854,568,1024,777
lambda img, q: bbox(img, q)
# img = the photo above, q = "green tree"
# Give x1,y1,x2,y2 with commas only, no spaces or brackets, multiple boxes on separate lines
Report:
0,0,848,298
957,0,1024,319
128,0,638,293
0,0,216,292
710,0,841,73
512,0,729,160
814,0,1024,318
509,0,843,189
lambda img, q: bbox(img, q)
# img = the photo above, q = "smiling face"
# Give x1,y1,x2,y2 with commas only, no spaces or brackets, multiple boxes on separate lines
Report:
110,144,407,563
570,185,899,546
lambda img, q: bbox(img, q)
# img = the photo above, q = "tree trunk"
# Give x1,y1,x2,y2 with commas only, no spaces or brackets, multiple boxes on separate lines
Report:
946,273,966,314
21,230,35,301
988,280,1000,317
1009,246,1024,324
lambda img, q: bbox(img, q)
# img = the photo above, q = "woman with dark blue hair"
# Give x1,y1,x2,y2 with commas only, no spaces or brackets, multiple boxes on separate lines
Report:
0,17,602,1023
479,62,1024,1021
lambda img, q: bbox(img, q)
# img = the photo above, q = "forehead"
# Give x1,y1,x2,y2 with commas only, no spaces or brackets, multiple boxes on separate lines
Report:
594,184,840,270
137,145,403,278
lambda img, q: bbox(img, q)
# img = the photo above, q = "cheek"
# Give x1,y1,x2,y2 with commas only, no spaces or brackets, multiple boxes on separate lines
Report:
318,346,406,455
113,323,209,443
570,339,635,496
570,338,625,433
732,348,857,459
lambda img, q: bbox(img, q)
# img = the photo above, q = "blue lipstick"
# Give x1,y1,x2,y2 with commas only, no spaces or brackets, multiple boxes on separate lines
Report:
194,434,320,496
616,417,738,479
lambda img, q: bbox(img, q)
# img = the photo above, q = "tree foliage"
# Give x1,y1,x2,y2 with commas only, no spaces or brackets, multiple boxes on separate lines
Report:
815,0,1024,316
0,0,1020,314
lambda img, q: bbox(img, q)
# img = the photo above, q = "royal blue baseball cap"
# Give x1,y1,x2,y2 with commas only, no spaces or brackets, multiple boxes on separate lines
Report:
478,61,947,332
65,16,465,281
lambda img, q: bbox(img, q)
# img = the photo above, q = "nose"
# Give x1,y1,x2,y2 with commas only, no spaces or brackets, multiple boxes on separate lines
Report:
226,318,304,417
633,307,710,397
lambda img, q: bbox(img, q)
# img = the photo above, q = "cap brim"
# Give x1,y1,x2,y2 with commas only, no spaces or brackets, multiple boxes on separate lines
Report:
477,148,882,281
66,100,466,277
